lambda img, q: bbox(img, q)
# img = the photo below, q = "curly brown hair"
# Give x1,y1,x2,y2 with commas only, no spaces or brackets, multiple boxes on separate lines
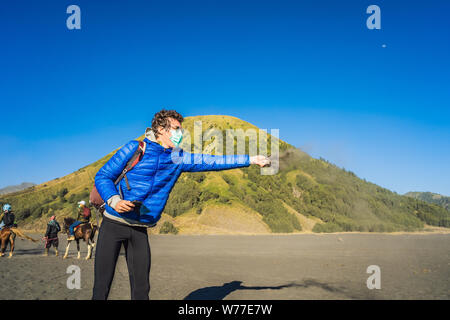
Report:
151,109,184,138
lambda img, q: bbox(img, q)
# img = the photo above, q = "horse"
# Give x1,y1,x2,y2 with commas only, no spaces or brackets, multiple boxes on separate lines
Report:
0,227,38,258
62,217,97,260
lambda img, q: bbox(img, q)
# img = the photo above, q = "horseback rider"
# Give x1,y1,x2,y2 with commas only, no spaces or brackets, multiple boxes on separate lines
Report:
43,215,61,256
0,204,37,258
68,200,91,241
0,204,16,231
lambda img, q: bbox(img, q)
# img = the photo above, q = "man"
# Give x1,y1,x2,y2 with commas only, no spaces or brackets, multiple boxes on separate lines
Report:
68,200,91,241
0,204,15,230
93,109,270,300
43,215,61,256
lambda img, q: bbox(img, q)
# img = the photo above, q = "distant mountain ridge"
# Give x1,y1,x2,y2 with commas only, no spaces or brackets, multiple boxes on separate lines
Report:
0,182,36,195
405,192,450,211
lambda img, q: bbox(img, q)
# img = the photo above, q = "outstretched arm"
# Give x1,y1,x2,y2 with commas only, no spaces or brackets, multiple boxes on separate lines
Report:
180,152,271,172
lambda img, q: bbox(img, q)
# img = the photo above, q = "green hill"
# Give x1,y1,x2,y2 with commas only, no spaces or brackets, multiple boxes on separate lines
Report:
1,115,449,233
405,192,450,212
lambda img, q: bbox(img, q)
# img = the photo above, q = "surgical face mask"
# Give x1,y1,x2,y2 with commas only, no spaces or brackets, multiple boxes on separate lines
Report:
169,128,183,147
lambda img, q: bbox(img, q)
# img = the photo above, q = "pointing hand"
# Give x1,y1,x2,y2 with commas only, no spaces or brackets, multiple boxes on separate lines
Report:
250,155,271,168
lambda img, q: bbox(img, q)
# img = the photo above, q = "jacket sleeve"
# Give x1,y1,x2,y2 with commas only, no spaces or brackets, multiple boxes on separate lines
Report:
180,151,250,172
94,140,140,203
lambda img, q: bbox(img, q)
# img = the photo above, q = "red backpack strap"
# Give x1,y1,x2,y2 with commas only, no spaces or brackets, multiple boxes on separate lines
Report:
129,141,146,168
114,141,147,195
114,141,146,184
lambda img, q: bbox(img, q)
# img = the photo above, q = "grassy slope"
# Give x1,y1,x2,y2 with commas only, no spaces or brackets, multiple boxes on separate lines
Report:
1,115,448,233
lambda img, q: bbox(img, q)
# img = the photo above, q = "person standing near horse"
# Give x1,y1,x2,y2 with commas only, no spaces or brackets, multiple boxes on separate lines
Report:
92,109,270,300
68,200,91,241
43,215,61,256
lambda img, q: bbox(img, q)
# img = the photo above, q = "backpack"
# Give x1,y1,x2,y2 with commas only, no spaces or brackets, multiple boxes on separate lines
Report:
90,140,146,213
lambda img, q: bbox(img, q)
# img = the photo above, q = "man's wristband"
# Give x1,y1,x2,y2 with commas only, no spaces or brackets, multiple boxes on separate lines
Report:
107,195,122,210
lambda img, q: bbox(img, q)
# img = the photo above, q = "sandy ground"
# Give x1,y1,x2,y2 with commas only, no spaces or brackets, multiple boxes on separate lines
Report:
0,232,449,300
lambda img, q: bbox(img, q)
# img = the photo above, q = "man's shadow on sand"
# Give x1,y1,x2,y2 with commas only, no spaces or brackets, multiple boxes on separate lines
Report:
184,279,356,300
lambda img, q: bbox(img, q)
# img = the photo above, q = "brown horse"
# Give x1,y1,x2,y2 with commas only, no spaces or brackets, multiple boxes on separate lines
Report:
62,217,97,260
0,227,38,258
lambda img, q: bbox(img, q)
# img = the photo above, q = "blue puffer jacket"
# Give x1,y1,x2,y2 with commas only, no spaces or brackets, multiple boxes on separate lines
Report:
95,135,250,227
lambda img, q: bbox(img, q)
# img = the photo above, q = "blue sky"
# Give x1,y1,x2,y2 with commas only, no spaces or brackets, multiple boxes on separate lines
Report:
0,0,449,195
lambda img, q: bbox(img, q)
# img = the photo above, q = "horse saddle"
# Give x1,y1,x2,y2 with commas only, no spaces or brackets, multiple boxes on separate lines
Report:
74,222,89,231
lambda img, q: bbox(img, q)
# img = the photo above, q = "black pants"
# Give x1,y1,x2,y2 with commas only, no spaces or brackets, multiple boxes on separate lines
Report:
92,216,151,300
